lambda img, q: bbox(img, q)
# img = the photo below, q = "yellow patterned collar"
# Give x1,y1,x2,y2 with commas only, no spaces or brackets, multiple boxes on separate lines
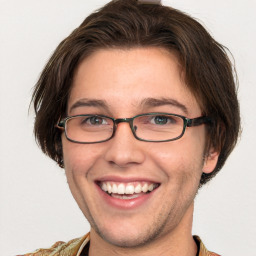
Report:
21,233,220,256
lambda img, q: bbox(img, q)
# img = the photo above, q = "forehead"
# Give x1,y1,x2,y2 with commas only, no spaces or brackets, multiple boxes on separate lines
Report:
69,47,201,116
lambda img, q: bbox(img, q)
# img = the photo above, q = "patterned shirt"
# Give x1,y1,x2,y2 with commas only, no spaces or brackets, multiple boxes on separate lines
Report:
19,233,220,256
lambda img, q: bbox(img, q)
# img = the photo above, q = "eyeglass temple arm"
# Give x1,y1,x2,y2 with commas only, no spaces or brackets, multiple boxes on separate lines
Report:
187,116,212,127
56,119,65,129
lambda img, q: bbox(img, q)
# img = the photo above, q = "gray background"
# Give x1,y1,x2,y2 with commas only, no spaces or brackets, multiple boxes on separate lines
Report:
0,0,255,255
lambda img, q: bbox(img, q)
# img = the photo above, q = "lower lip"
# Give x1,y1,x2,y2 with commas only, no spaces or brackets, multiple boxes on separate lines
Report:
96,184,158,210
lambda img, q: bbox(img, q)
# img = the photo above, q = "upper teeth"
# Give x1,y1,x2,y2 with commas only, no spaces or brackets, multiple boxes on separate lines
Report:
100,182,157,195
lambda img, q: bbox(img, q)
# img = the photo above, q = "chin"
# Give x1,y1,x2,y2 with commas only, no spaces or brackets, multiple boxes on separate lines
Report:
91,215,169,249
96,229,156,248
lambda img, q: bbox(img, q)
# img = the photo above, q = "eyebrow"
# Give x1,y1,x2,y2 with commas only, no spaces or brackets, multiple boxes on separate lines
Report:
69,97,188,115
69,98,109,113
140,97,189,115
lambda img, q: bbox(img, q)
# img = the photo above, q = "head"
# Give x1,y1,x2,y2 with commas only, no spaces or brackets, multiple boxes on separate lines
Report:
33,0,240,186
32,0,240,249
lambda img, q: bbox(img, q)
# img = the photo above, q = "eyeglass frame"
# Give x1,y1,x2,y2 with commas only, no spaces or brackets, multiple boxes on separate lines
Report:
56,112,212,144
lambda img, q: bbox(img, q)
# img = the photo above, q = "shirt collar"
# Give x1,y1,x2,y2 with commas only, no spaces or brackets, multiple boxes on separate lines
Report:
76,233,219,256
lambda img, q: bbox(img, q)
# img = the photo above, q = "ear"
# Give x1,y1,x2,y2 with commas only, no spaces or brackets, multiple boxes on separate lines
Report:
202,148,219,174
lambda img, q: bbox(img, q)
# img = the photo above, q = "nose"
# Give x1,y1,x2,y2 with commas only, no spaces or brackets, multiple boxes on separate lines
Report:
104,122,146,168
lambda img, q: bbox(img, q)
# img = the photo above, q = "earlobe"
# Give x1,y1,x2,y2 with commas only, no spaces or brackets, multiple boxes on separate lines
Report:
203,149,219,174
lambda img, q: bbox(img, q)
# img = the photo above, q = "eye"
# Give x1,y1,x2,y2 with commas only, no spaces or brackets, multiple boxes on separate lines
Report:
82,116,107,125
151,115,176,125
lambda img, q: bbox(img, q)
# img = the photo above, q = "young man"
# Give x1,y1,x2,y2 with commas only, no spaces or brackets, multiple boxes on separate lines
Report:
23,0,240,255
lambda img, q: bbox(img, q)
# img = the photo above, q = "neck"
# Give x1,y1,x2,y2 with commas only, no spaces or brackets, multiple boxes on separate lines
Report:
88,202,197,256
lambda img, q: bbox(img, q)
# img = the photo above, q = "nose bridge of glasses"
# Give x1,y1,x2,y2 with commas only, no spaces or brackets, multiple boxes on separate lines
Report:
113,118,135,133
114,118,133,126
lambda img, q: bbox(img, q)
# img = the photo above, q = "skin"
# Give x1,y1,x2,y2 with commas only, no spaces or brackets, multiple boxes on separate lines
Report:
62,47,219,256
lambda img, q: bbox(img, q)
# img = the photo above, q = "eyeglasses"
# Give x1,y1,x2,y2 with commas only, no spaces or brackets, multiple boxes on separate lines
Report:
57,113,212,144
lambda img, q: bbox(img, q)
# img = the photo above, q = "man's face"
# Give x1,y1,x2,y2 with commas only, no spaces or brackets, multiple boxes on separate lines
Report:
62,47,218,247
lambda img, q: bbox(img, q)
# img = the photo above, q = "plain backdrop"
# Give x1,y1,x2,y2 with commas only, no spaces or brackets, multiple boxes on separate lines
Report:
0,0,255,255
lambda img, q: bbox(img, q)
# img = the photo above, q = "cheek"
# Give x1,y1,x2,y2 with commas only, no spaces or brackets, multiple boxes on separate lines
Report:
148,135,205,177
62,139,103,177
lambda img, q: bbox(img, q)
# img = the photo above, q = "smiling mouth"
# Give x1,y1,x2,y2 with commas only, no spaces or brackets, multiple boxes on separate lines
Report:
97,181,160,200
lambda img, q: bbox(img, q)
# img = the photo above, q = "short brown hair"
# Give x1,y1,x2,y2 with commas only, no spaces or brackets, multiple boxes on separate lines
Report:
32,0,240,186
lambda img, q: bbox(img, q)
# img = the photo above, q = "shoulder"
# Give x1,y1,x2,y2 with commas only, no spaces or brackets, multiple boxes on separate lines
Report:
18,233,89,256
194,236,221,256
